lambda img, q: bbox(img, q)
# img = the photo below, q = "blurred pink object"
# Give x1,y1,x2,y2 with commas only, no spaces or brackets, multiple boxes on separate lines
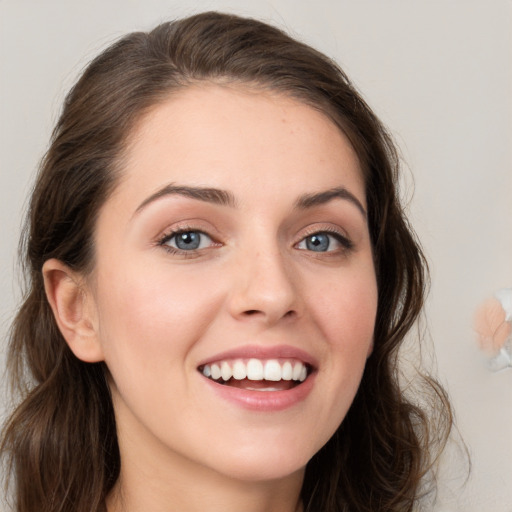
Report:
474,288,512,371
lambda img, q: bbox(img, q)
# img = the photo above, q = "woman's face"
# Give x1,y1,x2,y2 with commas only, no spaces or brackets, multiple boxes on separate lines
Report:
87,85,377,482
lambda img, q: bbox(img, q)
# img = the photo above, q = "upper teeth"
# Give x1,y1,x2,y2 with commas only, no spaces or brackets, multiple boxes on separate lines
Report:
202,359,308,382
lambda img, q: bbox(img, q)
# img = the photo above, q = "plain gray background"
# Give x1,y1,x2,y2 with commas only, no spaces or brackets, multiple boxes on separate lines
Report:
1,1,511,510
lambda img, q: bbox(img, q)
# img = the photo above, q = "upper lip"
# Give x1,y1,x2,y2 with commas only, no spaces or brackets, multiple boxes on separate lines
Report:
197,344,318,369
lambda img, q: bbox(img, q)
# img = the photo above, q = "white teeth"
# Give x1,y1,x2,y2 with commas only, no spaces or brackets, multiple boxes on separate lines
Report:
282,361,293,380
247,359,264,380
292,362,303,381
201,358,310,383
245,385,283,392
211,363,221,380
232,360,247,380
264,360,282,381
221,361,232,381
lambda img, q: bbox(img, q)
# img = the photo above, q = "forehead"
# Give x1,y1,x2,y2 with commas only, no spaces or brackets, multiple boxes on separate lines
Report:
113,84,365,209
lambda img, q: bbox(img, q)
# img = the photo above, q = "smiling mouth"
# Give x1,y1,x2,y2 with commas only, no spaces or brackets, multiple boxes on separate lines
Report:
198,358,312,392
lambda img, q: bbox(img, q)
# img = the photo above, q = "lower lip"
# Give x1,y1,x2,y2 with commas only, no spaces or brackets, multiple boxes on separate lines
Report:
201,373,316,411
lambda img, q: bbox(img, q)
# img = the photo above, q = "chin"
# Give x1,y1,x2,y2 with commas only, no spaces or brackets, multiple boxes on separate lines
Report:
200,438,316,483
217,457,308,483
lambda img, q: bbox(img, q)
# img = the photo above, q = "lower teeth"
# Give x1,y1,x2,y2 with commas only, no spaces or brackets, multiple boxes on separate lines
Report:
212,377,299,391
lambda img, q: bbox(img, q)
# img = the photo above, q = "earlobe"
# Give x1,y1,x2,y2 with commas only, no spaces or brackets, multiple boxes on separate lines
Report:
42,258,104,363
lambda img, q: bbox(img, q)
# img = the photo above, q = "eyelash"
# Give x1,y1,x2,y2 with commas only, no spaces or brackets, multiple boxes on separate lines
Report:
296,227,354,253
157,227,217,257
156,226,354,257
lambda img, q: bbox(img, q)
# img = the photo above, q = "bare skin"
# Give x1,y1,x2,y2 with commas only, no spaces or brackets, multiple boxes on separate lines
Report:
44,84,377,512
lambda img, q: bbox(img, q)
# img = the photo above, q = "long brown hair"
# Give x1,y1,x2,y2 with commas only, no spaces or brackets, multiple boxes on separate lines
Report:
1,12,452,512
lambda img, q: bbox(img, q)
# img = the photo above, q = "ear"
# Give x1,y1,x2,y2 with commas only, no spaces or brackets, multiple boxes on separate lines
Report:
42,258,104,363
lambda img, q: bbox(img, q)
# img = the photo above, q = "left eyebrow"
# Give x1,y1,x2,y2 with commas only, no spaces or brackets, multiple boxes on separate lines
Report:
133,183,237,216
294,187,367,218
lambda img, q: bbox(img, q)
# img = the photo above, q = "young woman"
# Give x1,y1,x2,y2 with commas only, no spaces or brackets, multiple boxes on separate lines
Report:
1,11,452,512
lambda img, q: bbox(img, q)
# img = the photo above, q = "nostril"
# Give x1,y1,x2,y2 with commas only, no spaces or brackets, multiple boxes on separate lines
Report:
242,309,296,318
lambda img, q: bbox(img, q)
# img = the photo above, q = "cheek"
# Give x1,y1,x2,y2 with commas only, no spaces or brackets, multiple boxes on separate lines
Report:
307,263,377,413
310,268,377,351
297,266,377,452
93,263,224,371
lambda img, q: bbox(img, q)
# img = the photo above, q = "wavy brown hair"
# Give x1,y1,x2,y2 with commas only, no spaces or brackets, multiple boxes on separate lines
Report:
1,11,452,512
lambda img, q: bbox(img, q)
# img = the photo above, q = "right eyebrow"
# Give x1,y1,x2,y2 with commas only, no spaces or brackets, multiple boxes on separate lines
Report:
294,186,367,219
133,183,237,216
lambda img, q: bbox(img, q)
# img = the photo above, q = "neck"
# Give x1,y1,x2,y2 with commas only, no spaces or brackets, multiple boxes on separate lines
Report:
107,462,304,512
107,410,305,512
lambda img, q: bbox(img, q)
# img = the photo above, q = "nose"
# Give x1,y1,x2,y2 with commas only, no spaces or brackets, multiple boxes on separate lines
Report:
228,245,301,326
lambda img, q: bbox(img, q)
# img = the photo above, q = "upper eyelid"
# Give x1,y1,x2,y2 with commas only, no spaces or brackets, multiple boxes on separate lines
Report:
295,223,351,241
160,227,207,239
293,223,356,254
157,229,219,258
155,221,221,243
296,231,353,249
154,220,354,246
158,228,216,246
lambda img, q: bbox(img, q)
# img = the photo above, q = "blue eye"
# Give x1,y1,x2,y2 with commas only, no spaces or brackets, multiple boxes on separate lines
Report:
297,232,352,253
162,230,213,251
304,233,330,252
